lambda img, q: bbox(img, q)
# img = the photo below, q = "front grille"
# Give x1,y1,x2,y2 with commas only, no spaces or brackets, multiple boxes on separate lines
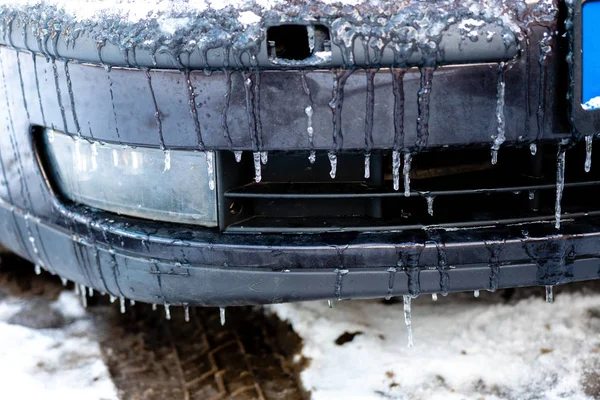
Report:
217,142,600,233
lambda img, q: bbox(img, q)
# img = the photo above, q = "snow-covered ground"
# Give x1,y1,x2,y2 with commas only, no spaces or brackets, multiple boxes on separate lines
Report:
270,290,600,400
0,291,118,400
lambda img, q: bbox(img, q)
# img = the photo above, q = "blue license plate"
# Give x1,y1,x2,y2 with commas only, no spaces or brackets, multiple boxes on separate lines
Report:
583,1,600,110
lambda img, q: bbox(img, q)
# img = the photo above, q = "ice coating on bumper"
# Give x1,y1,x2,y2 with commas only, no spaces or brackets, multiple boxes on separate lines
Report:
0,0,558,69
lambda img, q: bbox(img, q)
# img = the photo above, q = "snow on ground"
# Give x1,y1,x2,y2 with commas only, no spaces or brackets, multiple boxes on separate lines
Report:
0,291,118,400
270,291,600,400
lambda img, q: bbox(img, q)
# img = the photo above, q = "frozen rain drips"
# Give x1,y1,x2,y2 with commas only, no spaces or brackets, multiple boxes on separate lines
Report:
392,150,401,191
364,153,371,179
426,196,434,216
530,143,538,156
61,277,68,286
163,150,171,172
306,105,315,163
234,150,243,163
431,293,438,301
474,290,480,298
220,307,226,326
253,151,262,183
403,152,412,197
585,135,593,173
79,284,88,308
261,151,268,165
34,263,42,275
328,300,334,308
403,295,414,348
109,295,116,303
491,62,507,165
546,285,554,304
206,150,215,190
301,71,315,163
119,297,126,314
328,151,338,179
164,303,171,320
555,149,566,230
184,304,190,322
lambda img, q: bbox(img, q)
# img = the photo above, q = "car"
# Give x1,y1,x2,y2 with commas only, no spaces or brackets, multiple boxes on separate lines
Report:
0,0,596,315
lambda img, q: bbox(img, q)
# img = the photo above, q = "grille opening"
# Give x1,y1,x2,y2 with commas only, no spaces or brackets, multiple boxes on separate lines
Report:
220,142,600,233
267,24,330,61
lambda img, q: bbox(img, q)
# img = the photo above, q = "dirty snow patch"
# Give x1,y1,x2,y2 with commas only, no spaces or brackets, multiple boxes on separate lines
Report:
269,292,600,400
0,291,118,400
583,96,600,110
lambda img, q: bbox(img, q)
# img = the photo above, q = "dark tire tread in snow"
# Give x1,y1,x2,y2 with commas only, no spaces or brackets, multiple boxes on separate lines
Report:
99,303,308,400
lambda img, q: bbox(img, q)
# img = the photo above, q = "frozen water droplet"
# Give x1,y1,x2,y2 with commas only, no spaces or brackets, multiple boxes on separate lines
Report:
253,152,262,183
119,297,126,314
206,151,215,191
403,295,414,348
364,153,371,179
309,150,316,164
529,190,535,200
490,63,507,165
328,300,333,308
220,307,226,326
431,293,438,301
164,304,171,320
109,295,116,303
79,284,87,308
555,150,566,229
129,299,135,306
163,150,171,173
426,196,435,216
261,151,268,165
403,152,412,197
234,151,243,163
545,285,554,304
152,303,157,311
61,277,68,286
530,143,538,156
585,135,593,173
184,304,190,322
34,264,41,275
328,152,337,179
474,290,480,298
392,150,401,191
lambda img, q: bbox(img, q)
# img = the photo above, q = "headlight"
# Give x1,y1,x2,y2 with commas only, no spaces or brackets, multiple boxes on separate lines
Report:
43,129,218,227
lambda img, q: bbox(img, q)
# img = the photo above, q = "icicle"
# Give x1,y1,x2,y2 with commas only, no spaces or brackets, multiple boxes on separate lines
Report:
426,196,435,216
545,285,554,304
585,135,593,173
305,104,314,159
328,300,334,308
491,62,506,165
392,150,401,191
79,284,87,308
61,277,68,286
163,150,171,173
253,152,262,183
119,297,126,314
219,307,226,326
234,151,243,163
109,295,116,303
74,284,80,295
184,304,190,322
474,290,480,298
403,152,412,197
403,295,414,348
555,149,566,229
530,143,538,156
309,150,316,164
431,293,438,301
164,304,171,320
129,299,135,306
206,151,215,191
261,151,268,165
34,264,41,275
529,190,535,200
88,287,94,297
364,153,371,179
328,151,338,179
152,303,157,311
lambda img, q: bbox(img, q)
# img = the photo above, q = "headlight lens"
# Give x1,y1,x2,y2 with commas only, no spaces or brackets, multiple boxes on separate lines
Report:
43,130,218,227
